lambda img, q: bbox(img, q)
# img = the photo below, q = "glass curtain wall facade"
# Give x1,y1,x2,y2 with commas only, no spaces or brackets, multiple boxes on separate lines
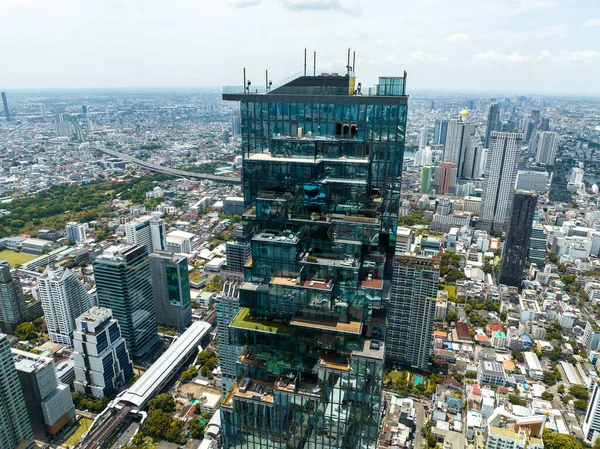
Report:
221,73,407,449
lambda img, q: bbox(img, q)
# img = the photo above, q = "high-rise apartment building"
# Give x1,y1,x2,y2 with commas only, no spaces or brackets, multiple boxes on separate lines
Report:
149,251,191,331
421,166,432,193
484,102,500,148
124,212,166,254
12,349,75,439
0,334,34,449
535,131,559,166
73,307,134,398
38,264,93,346
0,261,29,334
433,119,448,146
414,146,432,167
528,222,546,269
443,112,477,179
65,222,87,244
433,162,457,194
54,113,73,137
515,170,549,193
386,251,439,372
479,132,523,231
498,192,537,287
216,281,243,396
1,92,11,122
220,69,407,449
93,245,159,358
225,225,252,273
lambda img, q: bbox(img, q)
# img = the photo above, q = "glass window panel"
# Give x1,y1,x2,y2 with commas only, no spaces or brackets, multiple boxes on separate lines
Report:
350,104,358,122
335,104,343,122
291,103,297,120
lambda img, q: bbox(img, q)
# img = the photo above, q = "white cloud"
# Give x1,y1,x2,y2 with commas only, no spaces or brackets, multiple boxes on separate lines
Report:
409,51,449,62
538,50,552,60
446,33,470,43
584,18,600,28
474,50,532,63
230,0,262,7
280,0,360,15
567,51,600,63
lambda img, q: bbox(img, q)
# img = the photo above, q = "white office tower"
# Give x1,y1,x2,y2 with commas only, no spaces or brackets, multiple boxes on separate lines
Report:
418,127,428,150
73,307,134,398
515,170,549,193
572,167,585,186
54,113,73,137
443,111,478,179
40,104,47,121
12,349,75,439
65,222,87,244
413,146,432,167
480,132,523,231
124,212,166,254
584,385,600,444
38,264,93,346
216,281,243,396
535,131,558,166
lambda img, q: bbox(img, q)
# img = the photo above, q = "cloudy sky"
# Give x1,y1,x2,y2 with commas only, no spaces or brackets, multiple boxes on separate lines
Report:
1,0,599,94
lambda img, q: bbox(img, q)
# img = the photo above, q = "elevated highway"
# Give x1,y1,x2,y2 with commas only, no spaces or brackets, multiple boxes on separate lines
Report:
87,145,241,184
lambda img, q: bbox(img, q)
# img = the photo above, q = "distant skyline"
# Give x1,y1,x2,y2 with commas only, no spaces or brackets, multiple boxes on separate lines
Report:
1,0,599,94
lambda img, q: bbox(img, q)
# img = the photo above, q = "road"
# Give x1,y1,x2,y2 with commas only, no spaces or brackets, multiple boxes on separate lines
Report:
110,422,138,449
414,401,425,449
87,145,241,184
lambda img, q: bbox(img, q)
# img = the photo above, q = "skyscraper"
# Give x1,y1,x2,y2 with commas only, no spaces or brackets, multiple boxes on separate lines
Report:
0,334,34,449
124,212,166,254
37,264,93,346
93,245,159,358
12,349,75,439
149,251,191,332
0,261,29,334
1,92,11,122
443,111,477,179
479,132,523,231
40,104,47,121
73,307,134,398
386,251,439,372
220,69,407,449
535,131,558,166
433,119,448,146
418,126,428,150
216,281,243,396
540,117,550,132
498,192,537,287
484,102,500,148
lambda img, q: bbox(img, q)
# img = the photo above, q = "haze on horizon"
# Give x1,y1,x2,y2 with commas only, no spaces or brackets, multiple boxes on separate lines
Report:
1,0,599,95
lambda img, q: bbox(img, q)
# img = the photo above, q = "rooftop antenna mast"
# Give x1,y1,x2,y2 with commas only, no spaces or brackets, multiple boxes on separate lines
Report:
346,48,352,74
313,51,316,76
304,48,307,76
353,51,356,75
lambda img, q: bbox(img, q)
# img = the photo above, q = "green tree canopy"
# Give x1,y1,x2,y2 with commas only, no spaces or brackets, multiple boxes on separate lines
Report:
14,322,37,340
148,393,176,413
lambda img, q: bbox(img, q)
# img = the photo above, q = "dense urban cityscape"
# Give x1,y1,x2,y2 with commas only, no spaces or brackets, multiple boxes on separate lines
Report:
2,5,600,449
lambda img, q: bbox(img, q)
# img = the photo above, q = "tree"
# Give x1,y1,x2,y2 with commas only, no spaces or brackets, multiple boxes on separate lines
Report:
569,385,589,400
188,417,206,439
142,409,173,439
14,322,37,341
509,395,527,406
541,392,554,401
148,393,176,413
445,311,458,323
542,370,561,386
511,350,524,363
557,384,565,394
574,399,588,410
427,435,437,448
542,429,583,449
